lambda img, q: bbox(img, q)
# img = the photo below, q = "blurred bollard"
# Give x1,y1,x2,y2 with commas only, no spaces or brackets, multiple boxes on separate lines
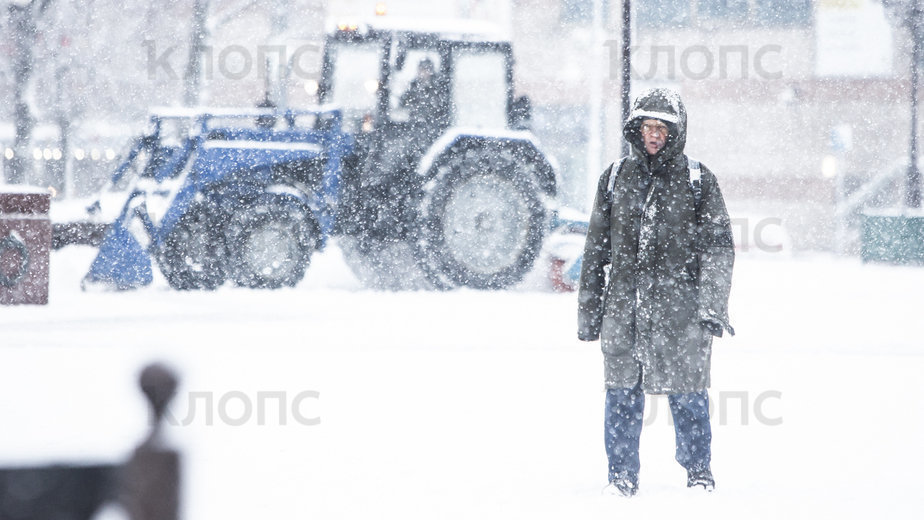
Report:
121,363,181,520
0,187,51,305
121,447,180,520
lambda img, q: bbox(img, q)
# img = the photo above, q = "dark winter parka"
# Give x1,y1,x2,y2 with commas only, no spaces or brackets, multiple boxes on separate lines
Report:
578,88,735,394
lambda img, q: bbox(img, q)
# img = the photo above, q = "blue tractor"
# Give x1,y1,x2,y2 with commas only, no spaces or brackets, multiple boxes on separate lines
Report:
69,21,560,291
78,107,352,290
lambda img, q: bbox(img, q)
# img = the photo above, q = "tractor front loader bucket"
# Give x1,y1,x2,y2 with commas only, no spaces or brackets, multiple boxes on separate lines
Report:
81,198,154,290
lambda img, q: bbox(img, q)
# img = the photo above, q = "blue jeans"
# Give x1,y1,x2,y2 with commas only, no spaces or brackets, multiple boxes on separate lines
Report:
604,383,711,483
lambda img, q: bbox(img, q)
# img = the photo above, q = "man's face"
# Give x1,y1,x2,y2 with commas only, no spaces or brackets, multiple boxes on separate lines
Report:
640,119,669,156
419,63,434,81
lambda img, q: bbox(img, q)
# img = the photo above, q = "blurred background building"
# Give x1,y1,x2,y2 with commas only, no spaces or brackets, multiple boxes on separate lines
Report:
0,0,919,252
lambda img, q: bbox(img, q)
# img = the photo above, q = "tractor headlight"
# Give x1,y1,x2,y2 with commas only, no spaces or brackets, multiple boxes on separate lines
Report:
363,79,379,94
304,79,319,96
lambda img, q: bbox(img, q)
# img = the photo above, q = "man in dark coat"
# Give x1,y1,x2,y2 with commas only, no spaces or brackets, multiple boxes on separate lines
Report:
399,58,449,128
578,88,734,496
399,57,449,156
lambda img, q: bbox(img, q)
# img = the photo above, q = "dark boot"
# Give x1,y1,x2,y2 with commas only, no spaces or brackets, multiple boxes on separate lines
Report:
604,471,638,497
687,467,715,491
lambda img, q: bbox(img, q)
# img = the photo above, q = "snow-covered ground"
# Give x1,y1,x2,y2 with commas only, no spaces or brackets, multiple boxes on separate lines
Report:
1,243,923,519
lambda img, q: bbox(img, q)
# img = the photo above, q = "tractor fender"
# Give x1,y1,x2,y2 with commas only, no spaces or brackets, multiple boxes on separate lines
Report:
416,128,560,197
264,183,312,209
261,184,325,246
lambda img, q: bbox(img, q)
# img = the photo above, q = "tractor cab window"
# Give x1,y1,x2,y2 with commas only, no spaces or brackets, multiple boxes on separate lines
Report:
325,42,383,127
389,49,444,124
451,49,508,129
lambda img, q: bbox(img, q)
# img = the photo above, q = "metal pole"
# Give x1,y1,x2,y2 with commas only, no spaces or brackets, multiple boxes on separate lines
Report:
587,0,603,180
908,0,922,208
268,0,291,112
183,0,210,107
621,0,631,157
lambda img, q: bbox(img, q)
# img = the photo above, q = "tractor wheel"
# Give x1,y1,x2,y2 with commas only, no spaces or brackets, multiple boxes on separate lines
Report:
418,145,546,290
226,201,317,289
159,203,227,290
338,236,448,290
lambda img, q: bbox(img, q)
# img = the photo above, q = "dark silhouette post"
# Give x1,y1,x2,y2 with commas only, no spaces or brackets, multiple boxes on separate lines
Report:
121,363,181,520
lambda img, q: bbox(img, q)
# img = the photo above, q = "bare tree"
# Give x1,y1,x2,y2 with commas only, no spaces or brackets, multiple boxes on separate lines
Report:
6,0,53,184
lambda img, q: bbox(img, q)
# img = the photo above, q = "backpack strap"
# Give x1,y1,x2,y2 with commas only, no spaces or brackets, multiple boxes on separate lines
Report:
606,156,629,202
688,158,702,207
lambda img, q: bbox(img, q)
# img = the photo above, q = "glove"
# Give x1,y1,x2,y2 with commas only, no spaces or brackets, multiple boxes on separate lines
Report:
701,319,724,338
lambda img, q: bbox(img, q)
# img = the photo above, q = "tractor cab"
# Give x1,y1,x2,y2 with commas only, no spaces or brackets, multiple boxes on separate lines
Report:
321,20,527,143
317,21,553,290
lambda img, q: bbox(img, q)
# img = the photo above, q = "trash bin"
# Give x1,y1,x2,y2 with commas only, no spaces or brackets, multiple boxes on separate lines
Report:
860,210,924,265
0,187,51,305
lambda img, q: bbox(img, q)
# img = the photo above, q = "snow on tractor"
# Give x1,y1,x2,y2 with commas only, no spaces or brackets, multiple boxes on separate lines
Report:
61,21,561,291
